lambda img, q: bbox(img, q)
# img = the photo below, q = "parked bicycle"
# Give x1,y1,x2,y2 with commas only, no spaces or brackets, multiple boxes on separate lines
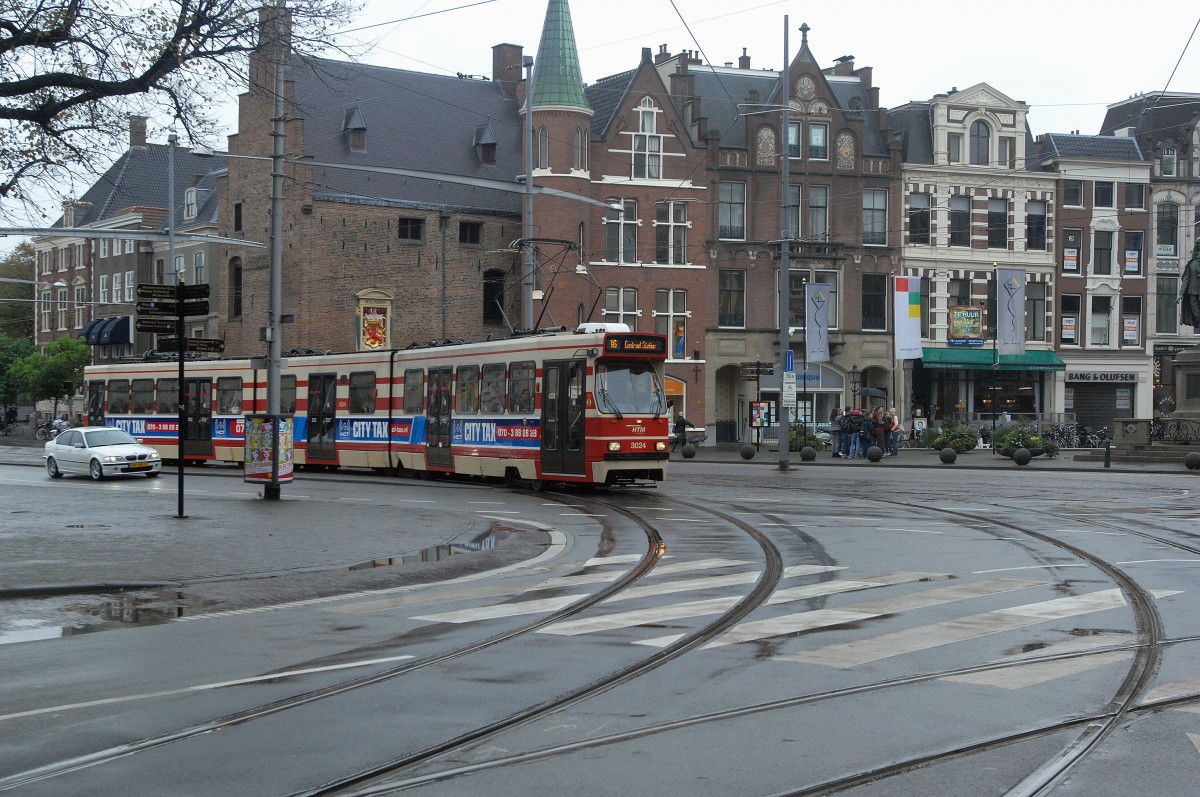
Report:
899,428,925,448
0,420,24,437
34,417,70,441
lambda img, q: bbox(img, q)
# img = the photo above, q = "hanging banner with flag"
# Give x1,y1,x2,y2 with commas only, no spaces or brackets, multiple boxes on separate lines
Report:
804,282,831,363
893,275,922,360
996,267,1026,356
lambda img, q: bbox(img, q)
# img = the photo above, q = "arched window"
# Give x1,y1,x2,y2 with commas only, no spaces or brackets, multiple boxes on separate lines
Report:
572,127,584,170
969,121,991,165
482,268,505,324
228,257,243,319
537,126,549,169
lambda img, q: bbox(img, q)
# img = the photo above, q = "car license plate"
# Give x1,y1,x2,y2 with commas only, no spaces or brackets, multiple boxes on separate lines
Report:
130,461,149,470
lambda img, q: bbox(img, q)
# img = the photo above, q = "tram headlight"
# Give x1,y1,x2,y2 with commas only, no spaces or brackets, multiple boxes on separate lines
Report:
655,441,668,452
607,441,622,452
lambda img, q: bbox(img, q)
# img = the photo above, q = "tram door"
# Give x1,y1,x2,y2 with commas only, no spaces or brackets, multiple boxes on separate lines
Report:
541,358,586,477
425,367,453,469
86,381,105,427
306,373,338,462
181,378,212,457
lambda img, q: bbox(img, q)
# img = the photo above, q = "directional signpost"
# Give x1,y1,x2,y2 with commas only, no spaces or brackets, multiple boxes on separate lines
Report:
157,337,225,354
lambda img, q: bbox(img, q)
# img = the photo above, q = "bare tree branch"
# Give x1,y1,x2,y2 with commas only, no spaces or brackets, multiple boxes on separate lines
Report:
0,0,360,206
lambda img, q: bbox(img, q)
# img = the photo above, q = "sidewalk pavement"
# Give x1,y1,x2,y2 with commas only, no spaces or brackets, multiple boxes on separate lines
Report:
1,436,1193,599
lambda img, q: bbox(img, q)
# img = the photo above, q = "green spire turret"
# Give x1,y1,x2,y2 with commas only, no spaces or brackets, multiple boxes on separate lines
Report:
531,0,590,109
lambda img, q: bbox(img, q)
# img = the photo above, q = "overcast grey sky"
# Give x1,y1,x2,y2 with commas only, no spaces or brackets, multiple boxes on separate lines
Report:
3,0,1197,255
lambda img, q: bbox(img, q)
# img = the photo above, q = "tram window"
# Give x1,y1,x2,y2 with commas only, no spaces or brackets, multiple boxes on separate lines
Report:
130,379,155,413
281,375,297,414
596,364,665,415
481,363,506,413
106,379,130,413
508,361,535,414
403,369,424,414
349,371,376,414
455,365,480,414
217,377,243,414
156,379,179,415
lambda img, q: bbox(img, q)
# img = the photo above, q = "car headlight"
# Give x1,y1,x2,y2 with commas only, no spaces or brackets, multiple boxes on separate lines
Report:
655,441,668,451
607,441,622,452
147,451,160,459
101,455,121,463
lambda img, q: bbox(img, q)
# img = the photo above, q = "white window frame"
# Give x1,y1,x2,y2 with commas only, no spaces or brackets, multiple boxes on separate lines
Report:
111,271,123,305
100,239,108,258
184,188,198,220
194,252,206,284
125,270,135,302
99,274,109,304
74,286,85,328
808,122,829,160
632,98,663,180
602,287,639,326
653,288,690,361
653,200,689,265
1087,294,1116,348
1162,147,1177,177
124,238,134,255
863,188,888,246
40,292,51,331
719,181,746,241
56,288,68,330
604,199,638,264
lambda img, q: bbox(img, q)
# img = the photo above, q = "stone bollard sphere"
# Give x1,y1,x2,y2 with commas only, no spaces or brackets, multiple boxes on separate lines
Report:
800,446,817,461
681,443,696,459
740,444,756,460
1013,447,1032,466
939,447,957,464
866,446,883,462
1186,451,1200,471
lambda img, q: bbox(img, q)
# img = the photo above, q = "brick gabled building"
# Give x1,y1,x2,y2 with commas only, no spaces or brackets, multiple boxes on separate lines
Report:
1036,133,1151,428
1100,92,1200,411
645,27,901,441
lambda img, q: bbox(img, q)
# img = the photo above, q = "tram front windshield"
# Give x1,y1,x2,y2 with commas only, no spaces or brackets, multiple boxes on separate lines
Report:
595,363,665,417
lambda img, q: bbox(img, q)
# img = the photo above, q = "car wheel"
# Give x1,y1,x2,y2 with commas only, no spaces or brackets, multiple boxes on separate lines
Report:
46,457,63,479
145,471,160,478
89,459,105,481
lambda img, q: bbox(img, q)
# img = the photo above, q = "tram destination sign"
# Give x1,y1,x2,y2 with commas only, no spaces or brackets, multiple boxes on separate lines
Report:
603,333,667,355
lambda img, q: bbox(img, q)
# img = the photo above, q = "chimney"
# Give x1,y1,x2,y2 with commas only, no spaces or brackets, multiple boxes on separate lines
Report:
655,44,672,64
739,48,750,69
129,115,148,148
492,43,523,97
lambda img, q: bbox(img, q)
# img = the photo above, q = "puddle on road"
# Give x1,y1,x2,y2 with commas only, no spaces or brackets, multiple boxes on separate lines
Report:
1,523,522,645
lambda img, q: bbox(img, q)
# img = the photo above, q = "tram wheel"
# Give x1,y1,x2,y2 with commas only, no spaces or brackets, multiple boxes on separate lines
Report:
501,468,518,488
529,478,546,492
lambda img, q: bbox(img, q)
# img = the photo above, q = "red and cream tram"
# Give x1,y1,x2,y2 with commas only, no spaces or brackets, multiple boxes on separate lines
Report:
82,326,671,487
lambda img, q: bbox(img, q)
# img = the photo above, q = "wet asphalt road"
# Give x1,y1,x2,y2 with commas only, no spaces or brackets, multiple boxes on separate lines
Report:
3,446,1200,795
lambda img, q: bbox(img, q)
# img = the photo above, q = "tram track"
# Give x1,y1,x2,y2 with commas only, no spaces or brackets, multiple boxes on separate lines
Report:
311,494,1181,797
0,490,784,795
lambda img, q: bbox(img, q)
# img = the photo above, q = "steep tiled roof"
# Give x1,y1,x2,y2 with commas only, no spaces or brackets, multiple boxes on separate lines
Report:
887,104,934,164
586,69,636,138
686,70,779,149
531,0,590,109
1039,133,1144,163
57,145,225,229
1101,92,1200,144
289,56,522,214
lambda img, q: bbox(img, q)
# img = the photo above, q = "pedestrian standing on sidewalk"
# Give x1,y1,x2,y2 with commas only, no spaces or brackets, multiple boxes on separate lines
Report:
868,407,887,453
830,407,844,457
886,407,902,456
848,408,865,458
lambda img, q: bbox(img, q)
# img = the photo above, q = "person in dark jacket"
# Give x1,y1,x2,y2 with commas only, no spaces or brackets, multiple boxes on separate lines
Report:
672,414,691,452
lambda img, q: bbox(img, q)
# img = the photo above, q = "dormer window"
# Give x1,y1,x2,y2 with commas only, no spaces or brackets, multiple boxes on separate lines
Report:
343,103,367,153
473,124,497,165
1162,147,1177,177
184,188,198,220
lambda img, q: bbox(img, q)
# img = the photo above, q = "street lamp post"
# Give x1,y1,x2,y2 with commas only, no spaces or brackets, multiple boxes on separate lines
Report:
168,131,188,518
776,16,792,472
850,364,860,408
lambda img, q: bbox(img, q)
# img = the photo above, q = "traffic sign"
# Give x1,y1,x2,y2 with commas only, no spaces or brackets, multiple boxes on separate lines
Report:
181,300,209,316
136,283,176,299
136,283,210,300
158,336,225,353
785,349,794,373
135,318,178,334
136,300,177,317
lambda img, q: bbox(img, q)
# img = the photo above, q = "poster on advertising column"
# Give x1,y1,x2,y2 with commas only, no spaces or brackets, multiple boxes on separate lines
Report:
996,268,1027,356
244,414,295,485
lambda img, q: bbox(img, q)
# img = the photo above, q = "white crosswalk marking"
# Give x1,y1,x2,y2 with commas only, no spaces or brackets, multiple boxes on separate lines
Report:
942,633,1135,689
782,589,1180,668
633,576,1030,649
552,572,954,640
539,558,756,589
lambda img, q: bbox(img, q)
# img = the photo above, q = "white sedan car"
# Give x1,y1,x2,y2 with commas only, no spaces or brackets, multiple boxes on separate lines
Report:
44,427,163,480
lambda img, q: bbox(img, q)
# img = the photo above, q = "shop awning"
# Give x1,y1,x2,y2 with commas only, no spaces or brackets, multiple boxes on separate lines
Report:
95,316,132,346
79,318,104,344
921,347,1066,372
